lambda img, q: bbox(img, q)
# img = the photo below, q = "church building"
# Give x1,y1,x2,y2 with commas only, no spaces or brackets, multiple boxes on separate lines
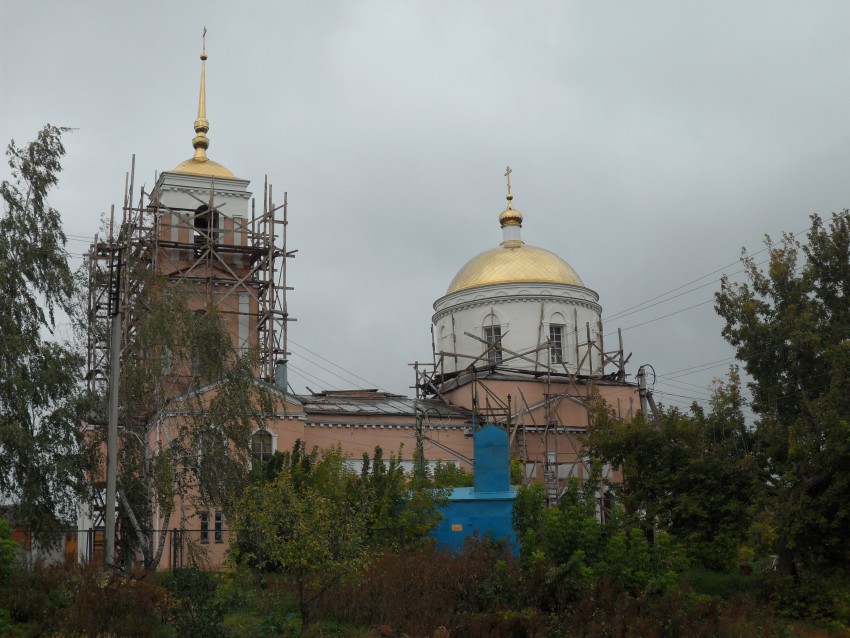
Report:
79,38,642,569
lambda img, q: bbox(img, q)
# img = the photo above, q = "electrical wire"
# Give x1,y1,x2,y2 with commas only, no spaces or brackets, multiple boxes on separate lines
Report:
288,338,381,389
604,225,811,322
286,362,342,392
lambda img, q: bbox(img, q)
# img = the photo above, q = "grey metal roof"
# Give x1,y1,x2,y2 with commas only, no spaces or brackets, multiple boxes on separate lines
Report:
299,390,469,419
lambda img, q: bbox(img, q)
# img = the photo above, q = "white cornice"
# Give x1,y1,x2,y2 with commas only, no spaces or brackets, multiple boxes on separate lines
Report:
155,171,252,199
432,292,603,324
434,281,599,313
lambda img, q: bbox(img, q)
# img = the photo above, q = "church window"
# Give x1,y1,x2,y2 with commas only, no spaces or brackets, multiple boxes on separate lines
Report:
549,324,565,365
251,429,273,462
214,511,223,543
200,511,209,544
483,324,502,364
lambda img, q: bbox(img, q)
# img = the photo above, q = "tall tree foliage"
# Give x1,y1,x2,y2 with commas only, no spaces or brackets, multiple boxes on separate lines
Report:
512,477,687,613
715,212,850,577
0,125,95,545
585,375,757,570
113,276,274,571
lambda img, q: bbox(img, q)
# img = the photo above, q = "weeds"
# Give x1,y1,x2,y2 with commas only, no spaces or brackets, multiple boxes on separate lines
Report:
0,547,848,637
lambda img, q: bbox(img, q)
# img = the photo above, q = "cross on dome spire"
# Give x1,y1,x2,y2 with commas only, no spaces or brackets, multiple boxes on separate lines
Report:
192,26,210,162
498,164,523,235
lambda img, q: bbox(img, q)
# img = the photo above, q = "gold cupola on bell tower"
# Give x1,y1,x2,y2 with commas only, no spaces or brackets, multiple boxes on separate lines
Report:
172,28,237,179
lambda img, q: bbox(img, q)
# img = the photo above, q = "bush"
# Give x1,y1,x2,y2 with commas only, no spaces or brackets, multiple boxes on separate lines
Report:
1,563,69,630
0,519,22,585
0,563,169,637
63,564,169,637
162,567,226,637
317,539,526,637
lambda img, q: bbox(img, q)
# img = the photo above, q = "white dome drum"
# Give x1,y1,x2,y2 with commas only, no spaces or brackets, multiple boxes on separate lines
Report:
432,181,603,377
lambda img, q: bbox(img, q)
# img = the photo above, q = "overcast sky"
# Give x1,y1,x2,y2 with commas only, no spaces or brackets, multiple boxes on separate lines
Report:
3,1,850,418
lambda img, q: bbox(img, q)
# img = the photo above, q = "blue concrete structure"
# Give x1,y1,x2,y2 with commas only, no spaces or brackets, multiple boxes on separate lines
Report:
432,423,518,553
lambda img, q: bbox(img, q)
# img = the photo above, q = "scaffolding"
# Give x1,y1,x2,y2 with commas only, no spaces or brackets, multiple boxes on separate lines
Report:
414,318,634,507
85,156,294,395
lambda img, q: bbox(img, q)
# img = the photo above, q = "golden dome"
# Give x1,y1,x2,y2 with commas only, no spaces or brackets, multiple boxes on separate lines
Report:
447,242,584,294
172,157,236,178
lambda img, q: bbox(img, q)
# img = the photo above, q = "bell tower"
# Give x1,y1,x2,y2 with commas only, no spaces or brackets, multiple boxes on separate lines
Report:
86,30,292,390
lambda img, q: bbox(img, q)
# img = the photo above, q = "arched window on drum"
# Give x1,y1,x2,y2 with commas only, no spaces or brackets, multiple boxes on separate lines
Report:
548,312,567,366
482,313,502,365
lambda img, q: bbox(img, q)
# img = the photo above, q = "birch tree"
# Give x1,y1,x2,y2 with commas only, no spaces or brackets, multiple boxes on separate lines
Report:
112,276,273,571
0,125,96,547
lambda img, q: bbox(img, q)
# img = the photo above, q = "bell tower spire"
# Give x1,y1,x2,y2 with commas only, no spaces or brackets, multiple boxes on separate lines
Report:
191,27,210,162
172,28,235,178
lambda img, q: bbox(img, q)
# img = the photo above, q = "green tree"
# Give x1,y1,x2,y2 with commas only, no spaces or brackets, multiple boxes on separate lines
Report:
512,475,686,612
585,374,757,570
360,446,447,546
231,444,369,625
715,212,850,578
0,125,96,547
249,441,445,551
432,460,474,488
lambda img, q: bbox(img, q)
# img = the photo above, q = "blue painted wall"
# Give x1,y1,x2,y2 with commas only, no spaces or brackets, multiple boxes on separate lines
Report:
473,423,510,493
432,423,518,553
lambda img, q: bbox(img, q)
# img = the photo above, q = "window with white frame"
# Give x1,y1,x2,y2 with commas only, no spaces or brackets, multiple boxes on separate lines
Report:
549,324,565,365
214,511,223,543
251,429,273,462
483,324,502,364
200,511,209,544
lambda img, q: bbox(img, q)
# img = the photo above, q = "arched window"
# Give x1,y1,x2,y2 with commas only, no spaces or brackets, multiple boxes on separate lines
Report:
482,314,502,365
193,204,219,255
252,429,273,462
548,312,566,366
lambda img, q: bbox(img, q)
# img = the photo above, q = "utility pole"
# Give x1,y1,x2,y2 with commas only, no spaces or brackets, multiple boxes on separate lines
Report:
414,408,426,479
637,364,658,423
104,248,122,568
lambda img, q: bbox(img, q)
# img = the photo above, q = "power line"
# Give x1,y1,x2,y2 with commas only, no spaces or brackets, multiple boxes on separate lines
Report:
287,362,342,392
288,338,382,389
604,225,810,322
288,346,370,391
607,298,715,338
656,379,714,399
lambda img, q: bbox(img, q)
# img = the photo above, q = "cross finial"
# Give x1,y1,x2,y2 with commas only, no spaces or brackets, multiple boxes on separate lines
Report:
193,27,210,160
504,165,512,196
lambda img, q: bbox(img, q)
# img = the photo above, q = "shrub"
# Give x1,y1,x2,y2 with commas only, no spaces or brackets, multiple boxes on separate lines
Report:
63,564,169,637
0,519,22,585
317,539,524,637
162,567,226,637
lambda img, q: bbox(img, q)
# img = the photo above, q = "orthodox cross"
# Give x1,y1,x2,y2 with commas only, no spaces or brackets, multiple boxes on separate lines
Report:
504,165,512,196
